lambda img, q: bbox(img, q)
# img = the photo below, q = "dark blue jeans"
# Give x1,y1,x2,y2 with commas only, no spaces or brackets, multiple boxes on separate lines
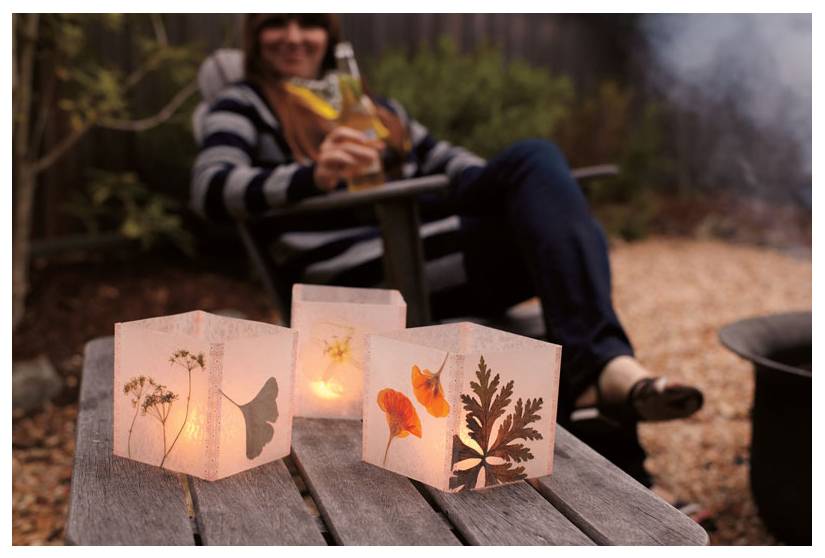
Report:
446,139,634,417
438,140,650,485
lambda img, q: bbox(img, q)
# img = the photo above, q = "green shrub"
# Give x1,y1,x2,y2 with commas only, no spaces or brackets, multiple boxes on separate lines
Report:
556,81,669,239
367,37,574,158
34,15,206,252
63,169,195,255
367,39,666,241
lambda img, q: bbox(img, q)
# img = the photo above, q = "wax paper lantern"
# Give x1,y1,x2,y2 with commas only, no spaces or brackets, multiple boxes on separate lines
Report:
363,322,561,492
113,310,296,480
291,284,406,419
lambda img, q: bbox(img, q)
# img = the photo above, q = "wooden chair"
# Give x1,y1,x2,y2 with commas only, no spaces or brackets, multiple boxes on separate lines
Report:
193,49,619,331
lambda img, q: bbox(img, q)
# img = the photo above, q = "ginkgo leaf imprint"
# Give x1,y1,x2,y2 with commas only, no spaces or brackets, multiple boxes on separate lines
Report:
222,377,279,460
449,355,543,491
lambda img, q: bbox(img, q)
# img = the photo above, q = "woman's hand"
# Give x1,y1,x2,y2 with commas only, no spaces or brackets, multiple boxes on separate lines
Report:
314,126,384,191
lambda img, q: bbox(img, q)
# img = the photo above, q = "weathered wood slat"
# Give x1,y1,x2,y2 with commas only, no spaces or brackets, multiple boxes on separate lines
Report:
424,482,594,545
189,459,326,545
65,337,194,545
533,426,710,545
291,418,460,546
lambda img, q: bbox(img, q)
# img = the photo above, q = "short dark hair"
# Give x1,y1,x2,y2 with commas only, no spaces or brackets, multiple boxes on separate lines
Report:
244,14,342,81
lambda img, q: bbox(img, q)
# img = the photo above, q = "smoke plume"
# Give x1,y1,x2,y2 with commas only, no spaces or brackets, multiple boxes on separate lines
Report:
641,14,811,206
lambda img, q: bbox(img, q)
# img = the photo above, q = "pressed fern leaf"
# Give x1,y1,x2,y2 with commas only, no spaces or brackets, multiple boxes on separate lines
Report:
449,355,543,491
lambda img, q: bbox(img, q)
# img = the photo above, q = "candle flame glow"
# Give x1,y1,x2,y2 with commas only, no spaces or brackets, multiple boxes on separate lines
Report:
310,379,345,400
183,408,202,441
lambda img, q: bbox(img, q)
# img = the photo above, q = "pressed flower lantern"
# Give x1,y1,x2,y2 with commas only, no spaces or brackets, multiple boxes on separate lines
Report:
291,284,406,419
114,310,297,480
363,322,561,492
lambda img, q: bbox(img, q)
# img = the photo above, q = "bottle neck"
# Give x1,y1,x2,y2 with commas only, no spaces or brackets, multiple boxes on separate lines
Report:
336,54,361,83
336,54,363,99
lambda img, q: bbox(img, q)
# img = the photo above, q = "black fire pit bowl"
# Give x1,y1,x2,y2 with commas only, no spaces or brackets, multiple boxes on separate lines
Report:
719,311,811,545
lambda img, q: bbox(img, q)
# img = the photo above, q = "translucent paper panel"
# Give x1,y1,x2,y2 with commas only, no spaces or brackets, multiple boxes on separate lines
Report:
291,284,406,419
363,336,457,489
363,322,561,492
113,310,297,481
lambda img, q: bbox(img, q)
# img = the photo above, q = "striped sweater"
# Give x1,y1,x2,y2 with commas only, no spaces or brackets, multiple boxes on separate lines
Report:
190,80,485,222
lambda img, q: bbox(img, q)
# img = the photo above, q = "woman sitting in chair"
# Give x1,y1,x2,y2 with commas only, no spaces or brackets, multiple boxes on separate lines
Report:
191,13,704,486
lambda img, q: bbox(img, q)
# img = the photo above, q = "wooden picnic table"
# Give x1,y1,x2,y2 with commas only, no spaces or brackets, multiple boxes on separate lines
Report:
65,337,708,546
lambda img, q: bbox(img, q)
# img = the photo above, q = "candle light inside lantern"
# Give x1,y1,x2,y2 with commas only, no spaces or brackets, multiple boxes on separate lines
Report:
310,378,345,400
114,310,297,481
183,407,203,441
291,284,406,418
363,322,560,492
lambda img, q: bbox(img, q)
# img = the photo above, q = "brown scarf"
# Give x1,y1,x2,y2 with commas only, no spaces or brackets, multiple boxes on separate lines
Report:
259,78,411,178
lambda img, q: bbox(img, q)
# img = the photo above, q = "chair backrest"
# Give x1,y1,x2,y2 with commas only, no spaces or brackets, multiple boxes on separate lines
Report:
192,49,245,144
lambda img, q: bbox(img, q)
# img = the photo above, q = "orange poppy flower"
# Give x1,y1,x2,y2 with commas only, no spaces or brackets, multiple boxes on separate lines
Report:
411,355,450,418
377,388,421,465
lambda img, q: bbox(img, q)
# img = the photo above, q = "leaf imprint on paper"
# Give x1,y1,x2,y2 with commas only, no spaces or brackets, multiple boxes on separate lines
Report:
222,377,279,460
449,355,543,491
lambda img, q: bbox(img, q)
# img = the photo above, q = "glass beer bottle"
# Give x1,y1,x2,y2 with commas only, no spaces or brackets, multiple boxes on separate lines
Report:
334,42,386,191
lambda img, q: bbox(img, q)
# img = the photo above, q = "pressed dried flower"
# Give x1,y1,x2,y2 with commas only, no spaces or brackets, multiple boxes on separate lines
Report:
323,335,352,365
377,388,421,465
163,349,206,468
123,375,151,458
411,355,450,418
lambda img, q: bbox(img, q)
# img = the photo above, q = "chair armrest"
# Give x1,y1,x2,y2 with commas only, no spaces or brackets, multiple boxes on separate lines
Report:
258,175,451,220
249,164,615,222
571,164,620,181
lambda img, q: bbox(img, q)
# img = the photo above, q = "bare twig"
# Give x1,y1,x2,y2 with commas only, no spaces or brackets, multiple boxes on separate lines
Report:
12,15,20,128
31,63,58,156
15,14,39,161
30,120,94,175
122,51,165,91
150,14,169,47
31,50,167,175
99,79,198,132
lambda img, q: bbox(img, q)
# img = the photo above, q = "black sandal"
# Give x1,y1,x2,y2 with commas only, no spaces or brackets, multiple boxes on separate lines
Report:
625,377,704,422
571,377,704,426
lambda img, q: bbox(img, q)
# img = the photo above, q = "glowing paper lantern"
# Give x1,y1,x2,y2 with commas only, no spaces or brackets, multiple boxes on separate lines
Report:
113,310,296,480
291,284,406,419
363,322,561,492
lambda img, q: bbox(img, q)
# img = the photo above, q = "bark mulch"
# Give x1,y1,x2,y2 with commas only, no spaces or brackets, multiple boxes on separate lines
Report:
11,237,811,545
611,238,811,545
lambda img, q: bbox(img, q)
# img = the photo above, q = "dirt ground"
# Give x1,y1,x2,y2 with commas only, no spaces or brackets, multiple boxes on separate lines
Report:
11,236,811,545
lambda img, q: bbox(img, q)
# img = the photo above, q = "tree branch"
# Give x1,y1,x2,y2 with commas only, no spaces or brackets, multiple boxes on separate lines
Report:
99,79,198,132
31,58,59,156
151,14,169,47
31,49,168,175
30,119,94,175
123,51,164,91
14,14,39,162
12,15,20,127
